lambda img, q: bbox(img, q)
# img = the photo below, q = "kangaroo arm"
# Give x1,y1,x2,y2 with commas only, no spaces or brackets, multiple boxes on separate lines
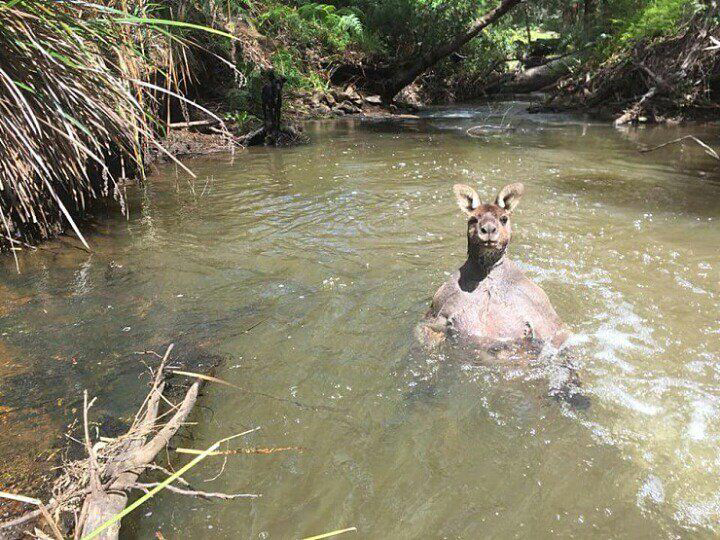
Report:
415,312,449,349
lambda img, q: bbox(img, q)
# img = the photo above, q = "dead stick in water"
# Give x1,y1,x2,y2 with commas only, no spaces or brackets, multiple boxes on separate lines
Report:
170,369,346,414
1,344,266,539
172,445,304,456
132,483,260,499
639,135,720,160
168,119,220,129
0,492,63,540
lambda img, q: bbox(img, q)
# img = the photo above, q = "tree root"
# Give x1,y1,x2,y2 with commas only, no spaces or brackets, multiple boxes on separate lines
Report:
240,125,306,147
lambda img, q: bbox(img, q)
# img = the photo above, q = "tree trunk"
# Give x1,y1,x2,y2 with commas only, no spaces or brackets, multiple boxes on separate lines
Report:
498,54,579,93
380,0,522,102
583,0,595,33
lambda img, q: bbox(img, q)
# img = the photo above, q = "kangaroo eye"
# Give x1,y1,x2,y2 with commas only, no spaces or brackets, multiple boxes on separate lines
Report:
468,217,478,225
500,216,509,225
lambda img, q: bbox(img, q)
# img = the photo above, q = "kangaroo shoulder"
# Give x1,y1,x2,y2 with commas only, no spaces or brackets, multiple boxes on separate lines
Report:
431,271,461,308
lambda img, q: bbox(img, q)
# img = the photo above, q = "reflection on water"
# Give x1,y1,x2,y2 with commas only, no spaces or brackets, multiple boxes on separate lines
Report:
1,101,720,537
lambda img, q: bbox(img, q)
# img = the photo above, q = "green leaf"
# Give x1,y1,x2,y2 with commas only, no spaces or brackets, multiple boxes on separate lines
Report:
113,16,238,41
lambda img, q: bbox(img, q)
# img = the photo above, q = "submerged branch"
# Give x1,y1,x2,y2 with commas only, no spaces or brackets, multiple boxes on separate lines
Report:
639,135,720,160
0,344,261,540
132,482,260,500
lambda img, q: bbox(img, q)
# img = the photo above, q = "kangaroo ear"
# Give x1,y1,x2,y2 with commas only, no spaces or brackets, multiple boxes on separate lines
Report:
495,183,524,212
453,184,480,216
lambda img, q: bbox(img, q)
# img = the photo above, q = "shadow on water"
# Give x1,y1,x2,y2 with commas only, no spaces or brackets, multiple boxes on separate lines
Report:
549,169,720,219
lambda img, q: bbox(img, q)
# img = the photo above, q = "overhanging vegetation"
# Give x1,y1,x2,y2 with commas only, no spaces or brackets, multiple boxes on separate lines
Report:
0,0,715,259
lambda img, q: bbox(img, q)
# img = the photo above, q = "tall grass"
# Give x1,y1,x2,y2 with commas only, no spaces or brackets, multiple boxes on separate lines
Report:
0,0,219,263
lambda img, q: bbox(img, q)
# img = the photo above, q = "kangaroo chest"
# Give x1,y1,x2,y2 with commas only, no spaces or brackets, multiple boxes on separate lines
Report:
438,280,530,340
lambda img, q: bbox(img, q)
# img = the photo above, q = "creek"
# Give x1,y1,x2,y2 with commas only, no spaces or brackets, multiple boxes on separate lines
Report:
2,100,720,538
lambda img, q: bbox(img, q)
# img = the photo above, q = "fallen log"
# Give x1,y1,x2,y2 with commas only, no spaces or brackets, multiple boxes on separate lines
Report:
377,0,523,101
466,124,516,137
614,86,657,126
498,54,580,94
0,344,256,540
77,346,200,540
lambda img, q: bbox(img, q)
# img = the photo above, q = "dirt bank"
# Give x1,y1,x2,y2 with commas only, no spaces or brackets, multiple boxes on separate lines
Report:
526,12,720,125
149,85,414,162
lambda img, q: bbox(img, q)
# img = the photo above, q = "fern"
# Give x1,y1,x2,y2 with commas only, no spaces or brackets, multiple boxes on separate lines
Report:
298,3,337,23
294,2,367,49
338,13,363,36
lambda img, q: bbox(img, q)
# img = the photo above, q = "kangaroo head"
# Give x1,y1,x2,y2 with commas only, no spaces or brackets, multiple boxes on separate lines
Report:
453,182,524,264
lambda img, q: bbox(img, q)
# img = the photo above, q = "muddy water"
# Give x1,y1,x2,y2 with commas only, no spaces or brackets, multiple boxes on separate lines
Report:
2,101,720,537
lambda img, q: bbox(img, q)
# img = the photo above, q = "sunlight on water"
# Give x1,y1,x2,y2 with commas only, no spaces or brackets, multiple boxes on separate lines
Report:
1,101,720,538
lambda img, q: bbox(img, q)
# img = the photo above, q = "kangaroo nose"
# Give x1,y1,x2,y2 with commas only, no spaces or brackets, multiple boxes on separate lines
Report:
480,223,496,235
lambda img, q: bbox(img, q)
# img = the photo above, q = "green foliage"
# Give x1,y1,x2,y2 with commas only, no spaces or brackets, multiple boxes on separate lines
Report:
356,0,486,60
272,48,328,91
427,24,513,97
257,1,371,52
0,0,183,250
618,0,701,43
248,1,377,93
223,109,257,129
257,4,306,39
226,67,267,117
225,87,251,112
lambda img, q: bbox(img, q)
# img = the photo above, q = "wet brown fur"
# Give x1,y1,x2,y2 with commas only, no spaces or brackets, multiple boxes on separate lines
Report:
417,182,569,350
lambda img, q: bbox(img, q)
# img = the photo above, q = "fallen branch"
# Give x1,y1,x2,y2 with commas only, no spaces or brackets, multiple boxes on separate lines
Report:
132,482,260,500
0,344,259,540
0,508,43,532
77,346,202,540
0,492,63,540
168,119,220,129
639,135,720,160
466,125,516,138
170,369,344,413
614,86,657,126
82,429,259,540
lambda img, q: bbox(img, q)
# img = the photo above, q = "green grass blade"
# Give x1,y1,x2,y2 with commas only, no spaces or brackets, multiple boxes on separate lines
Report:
301,527,358,540
113,16,238,40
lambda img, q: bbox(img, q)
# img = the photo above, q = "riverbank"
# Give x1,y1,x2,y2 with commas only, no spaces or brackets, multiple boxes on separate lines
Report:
146,84,417,162
3,1,716,254
504,9,720,126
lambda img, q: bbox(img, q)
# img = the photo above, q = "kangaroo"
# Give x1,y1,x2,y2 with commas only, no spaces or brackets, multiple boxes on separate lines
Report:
417,182,569,351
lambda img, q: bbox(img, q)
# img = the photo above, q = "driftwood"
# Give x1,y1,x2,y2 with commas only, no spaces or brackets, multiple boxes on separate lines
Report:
639,134,720,160
168,119,221,129
500,54,579,94
466,124,516,137
0,344,254,540
77,345,198,539
614,86,658,126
